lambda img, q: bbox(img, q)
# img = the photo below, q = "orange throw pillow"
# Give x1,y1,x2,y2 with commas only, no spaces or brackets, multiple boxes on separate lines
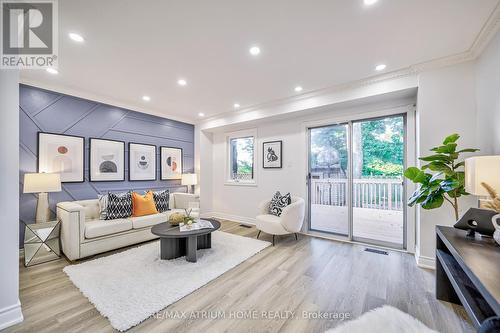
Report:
132,191,158,217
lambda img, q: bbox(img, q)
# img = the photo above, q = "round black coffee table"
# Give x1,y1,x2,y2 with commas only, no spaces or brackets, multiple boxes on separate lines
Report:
151,219,221,262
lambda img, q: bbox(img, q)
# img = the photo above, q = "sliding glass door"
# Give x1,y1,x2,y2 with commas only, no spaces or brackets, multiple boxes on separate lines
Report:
308,114,406,249
309,123,349,236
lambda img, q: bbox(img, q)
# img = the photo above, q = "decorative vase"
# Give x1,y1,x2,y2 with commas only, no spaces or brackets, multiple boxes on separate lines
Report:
493,213,500,246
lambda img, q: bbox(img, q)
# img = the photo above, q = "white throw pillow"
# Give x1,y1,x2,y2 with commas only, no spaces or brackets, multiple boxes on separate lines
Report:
98,194,109,220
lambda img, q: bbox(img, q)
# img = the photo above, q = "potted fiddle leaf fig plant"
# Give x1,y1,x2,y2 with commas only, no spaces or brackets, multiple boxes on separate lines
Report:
404,134,479,220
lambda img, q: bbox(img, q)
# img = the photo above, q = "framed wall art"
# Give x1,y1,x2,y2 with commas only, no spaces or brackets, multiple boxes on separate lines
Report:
263,140,282,169
89,138,125,182
128,143,157,181
38,132,85,183
160,146,183,180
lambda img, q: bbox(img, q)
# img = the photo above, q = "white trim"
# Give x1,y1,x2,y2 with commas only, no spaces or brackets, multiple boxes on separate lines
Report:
223,181,258,187
0,300,23,330
199,75,418,131
305,229,410,255
204,211,436,269
197,3,500,129
203,68,417,125
415,253,436,270
19,80,195,125
405,107,417,254
201,212,256,226
302,103,417,252
301,103,414,129
18,2,500,127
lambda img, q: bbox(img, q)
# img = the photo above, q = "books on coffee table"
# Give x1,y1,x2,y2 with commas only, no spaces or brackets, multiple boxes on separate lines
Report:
179,219,214,232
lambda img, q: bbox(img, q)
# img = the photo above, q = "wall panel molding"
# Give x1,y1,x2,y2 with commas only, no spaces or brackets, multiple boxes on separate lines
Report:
19,84,195,247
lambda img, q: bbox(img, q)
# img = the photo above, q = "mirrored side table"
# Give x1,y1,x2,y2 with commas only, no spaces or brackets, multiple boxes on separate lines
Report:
23,220,61,267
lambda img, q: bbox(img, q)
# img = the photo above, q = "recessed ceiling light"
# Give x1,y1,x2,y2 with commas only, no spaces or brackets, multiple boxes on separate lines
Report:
142,95,151,102
375,64,387,71
177,79,187,86
46,68,58,75
364,0,378,5
233,103,240,109
294,86,303,92
68,32,84,42
249,46,261,56
198,112,205,117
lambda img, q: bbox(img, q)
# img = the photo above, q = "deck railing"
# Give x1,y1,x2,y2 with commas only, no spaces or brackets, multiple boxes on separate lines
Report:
311,178,404,211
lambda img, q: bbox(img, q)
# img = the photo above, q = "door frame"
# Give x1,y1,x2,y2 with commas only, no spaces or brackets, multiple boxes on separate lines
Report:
304,104,416,253
307,122,351,238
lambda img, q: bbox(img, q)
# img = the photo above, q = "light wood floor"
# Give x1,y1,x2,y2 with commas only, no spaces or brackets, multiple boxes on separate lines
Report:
6,220,473,333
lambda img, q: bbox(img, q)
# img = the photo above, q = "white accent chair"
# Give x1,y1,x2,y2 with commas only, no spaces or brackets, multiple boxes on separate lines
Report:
256,196,305,245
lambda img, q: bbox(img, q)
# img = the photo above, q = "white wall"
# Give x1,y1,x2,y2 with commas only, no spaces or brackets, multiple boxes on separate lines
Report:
198,41,497,269
204,96,416,233
196,127,214,213
476,30,500,155
209,117,307,224
415,62,479,265
0,70,23,329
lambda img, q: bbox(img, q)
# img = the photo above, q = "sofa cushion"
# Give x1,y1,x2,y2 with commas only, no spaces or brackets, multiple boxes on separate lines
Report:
85,219,132,239
72,199,100,220
171,193,200,210
129,213,168,229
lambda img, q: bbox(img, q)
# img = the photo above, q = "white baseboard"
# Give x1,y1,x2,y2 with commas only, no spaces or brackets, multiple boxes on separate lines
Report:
201,212,256,226
415,253,436,270
0,300,23,330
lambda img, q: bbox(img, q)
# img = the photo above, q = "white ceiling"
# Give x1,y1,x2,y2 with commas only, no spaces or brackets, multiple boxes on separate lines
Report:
20,0,500,123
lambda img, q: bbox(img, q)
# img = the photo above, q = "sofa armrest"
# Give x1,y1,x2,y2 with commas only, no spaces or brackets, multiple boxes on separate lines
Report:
171,193,199,210
57,201,86,261
280,198,305,233
258,200,271,215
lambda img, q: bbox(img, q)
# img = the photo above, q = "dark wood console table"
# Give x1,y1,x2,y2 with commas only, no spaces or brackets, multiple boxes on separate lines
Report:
436,226,499,329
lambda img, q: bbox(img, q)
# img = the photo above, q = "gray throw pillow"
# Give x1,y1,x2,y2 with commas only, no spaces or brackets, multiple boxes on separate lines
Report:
106,192,132,220
153,189,170,212
98,194,108,220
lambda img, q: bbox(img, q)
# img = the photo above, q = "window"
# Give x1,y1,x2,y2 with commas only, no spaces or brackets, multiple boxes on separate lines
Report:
226,131,256,185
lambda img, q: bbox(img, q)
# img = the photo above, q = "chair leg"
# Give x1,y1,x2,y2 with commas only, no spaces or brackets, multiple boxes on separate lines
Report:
272,235,275,246
257,230,261,239
294,233,298,241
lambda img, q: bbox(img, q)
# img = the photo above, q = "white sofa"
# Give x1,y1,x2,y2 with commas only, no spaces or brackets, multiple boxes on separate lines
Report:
57,192,199,260
256,196,305,245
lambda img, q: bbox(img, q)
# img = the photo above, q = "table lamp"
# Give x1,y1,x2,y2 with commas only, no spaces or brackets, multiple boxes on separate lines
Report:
181,173,197,194
457,156,500,238
465,155,500,201
23,173,62,223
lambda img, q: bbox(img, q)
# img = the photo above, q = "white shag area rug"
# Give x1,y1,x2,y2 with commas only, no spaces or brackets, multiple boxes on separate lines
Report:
63,231,270,331
326,306,439,333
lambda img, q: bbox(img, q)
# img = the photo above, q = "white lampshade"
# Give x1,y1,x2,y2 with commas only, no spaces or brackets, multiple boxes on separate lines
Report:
465,156,500,196
181,173,198,186
23,173,62,193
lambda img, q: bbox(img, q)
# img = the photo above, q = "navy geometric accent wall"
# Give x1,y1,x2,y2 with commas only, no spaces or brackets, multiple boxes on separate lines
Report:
19,84,194,247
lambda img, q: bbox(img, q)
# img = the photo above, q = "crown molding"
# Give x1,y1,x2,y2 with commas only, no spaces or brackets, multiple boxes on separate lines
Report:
18,78,196,125
470,0,500,57
198,3,500,127
198,67,417,125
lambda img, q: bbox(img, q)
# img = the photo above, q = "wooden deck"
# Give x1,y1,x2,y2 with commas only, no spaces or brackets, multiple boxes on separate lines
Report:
311,204,404,246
